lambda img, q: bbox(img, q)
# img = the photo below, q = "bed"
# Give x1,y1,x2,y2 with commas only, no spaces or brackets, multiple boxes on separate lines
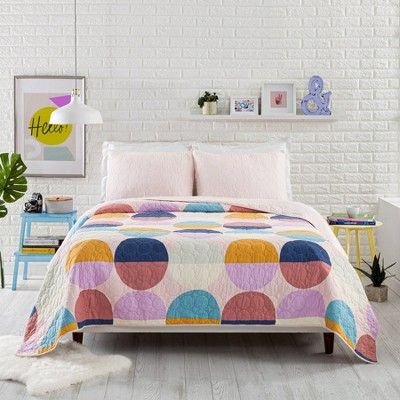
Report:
18,142,378,364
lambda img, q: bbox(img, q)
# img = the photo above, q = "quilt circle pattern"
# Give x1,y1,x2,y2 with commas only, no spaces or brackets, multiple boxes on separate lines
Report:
225,239,279,290
115,238,169,290
166,290,220,324
279,240,331,288
114,292,166,320
222,292,276,325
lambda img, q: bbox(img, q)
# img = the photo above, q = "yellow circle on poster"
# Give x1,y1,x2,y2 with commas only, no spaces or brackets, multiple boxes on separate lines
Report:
28,107,73,146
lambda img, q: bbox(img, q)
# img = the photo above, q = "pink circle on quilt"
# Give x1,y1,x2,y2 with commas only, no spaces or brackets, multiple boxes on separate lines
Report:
70,262,113,289
75,290,113,327
355,334,377,363
94,203,134,215
277,290,325,319
114,292,166,320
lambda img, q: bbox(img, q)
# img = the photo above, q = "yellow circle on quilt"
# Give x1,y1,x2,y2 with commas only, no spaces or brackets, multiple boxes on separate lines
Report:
29,107,72,145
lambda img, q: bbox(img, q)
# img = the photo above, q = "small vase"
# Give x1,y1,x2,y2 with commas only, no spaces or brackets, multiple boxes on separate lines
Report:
365,284,388,302
202,101,218,115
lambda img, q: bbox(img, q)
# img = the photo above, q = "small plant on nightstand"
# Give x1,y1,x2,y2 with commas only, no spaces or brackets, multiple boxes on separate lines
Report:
355,253,396,302
0,153,28,288
198,91,219,115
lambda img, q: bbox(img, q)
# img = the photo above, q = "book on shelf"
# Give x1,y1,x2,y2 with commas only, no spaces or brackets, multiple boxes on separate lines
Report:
23,235,65,246
327,212,376,226
21,247,57,255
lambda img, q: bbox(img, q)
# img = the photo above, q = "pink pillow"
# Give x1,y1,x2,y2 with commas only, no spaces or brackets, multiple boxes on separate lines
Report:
106,150,194,200
193,150,289,200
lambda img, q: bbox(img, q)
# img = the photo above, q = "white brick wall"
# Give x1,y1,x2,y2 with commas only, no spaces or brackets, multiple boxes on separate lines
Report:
0,0,399,269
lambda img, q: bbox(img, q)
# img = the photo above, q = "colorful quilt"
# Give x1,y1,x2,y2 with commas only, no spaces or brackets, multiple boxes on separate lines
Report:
19,197,378,363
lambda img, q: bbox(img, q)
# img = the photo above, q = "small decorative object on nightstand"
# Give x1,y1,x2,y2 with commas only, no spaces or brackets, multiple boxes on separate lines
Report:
198,91,219,115
13,210,77,290
355,254,396,302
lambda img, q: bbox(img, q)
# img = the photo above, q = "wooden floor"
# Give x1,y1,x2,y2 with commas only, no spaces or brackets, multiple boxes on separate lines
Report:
1,275,400,400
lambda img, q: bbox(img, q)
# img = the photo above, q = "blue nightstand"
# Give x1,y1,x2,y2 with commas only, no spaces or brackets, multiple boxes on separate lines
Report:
13,211,77,290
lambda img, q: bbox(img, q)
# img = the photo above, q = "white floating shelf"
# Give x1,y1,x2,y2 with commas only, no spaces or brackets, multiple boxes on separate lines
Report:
182,114,336,121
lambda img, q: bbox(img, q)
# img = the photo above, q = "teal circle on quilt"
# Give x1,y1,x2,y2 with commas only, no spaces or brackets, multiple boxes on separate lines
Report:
173,229,222,238
166,290,221,324
277,230,325,243
40,308,77,350
184,202,225,213
115,238,169,290
117,226,170,238
325,299,357,347
280,240,331,288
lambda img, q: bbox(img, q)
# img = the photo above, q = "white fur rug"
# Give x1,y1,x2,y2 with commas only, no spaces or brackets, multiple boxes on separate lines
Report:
0,335,131,396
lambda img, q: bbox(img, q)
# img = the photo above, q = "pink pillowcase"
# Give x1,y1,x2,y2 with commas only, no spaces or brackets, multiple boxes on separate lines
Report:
193,150,289,200
106,150,194,201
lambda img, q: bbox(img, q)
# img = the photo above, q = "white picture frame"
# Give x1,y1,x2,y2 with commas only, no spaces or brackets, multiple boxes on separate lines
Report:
230,97,259,116
14,76,85,177
261,82,296,116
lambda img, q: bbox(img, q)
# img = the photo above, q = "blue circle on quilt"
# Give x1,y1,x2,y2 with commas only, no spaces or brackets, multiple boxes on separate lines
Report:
225,229,272,235
118,227,170,238
81,223,122,230
184,202,225,213
114,238,169,290
325,300,357,347
280,240,331,288
173,229,222,238
223,222,271,230
166,290,221,324
40,308,77,350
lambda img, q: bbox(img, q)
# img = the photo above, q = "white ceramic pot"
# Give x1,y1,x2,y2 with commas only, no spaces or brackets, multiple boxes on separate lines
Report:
202,101,218,115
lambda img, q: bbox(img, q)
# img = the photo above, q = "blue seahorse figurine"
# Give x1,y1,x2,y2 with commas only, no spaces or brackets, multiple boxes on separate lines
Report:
301,75,331,115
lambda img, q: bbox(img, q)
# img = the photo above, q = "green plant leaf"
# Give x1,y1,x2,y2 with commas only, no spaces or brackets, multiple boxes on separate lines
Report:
354,267,372,280
0,153,28,204
0,200,6,218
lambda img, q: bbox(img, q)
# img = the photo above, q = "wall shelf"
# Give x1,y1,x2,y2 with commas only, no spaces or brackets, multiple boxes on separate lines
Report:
182,114,336,121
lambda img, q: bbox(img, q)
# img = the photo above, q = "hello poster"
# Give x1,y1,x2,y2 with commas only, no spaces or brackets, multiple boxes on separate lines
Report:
14,76,85,177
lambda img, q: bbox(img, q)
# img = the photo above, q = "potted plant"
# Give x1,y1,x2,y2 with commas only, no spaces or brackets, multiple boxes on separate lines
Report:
0,153,28,288
355,253,396,302
198,91,219,115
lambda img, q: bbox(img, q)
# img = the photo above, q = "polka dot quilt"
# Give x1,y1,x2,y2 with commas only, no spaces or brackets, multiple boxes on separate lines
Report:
18,197,378,363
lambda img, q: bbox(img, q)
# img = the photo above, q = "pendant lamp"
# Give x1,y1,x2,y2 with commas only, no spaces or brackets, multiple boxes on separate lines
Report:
50,0,102,125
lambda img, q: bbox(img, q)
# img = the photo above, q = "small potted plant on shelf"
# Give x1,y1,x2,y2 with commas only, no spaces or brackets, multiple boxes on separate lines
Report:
198,91,219,115
0,153,28,288
355,253,396,302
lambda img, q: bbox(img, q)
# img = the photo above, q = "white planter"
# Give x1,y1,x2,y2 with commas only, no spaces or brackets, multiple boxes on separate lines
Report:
202,101,218,115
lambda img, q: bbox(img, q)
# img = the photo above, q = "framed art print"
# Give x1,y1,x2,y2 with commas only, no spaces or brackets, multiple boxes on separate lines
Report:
261,82,296,116
14,76,85,177
230,97,259,116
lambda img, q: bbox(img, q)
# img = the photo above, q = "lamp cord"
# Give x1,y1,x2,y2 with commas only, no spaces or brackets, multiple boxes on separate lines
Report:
74,0,77,90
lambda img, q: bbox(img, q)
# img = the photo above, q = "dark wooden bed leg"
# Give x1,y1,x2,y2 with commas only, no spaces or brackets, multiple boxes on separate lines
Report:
73,332,83,344
324,332,334,354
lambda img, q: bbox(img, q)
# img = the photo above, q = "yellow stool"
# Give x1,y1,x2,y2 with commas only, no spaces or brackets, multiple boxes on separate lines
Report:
331,221,383,272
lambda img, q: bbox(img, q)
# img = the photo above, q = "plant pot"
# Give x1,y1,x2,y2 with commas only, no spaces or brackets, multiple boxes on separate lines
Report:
365,284,388,302
202,101,218,115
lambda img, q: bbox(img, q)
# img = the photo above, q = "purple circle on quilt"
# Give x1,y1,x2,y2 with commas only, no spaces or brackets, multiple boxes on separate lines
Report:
277,290,325,319
70,262,113,289
226,263,278,290
138,201,180,212
367,304,378,338
114,292,166,320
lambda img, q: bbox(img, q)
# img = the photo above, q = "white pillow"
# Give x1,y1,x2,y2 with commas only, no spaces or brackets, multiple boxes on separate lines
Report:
193,142,291,200
101,142,190,201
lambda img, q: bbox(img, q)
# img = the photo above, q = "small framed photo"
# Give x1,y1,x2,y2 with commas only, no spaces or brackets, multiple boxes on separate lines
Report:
261,82,296,116
230,97,259,116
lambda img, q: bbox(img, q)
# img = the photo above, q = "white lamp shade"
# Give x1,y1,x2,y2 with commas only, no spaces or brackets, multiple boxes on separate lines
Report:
49,94,103,125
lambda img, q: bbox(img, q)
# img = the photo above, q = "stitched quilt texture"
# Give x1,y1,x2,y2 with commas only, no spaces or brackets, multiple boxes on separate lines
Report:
19,198,378,363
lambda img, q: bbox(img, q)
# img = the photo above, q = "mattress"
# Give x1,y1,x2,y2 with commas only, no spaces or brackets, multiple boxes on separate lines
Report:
18,197,378,363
